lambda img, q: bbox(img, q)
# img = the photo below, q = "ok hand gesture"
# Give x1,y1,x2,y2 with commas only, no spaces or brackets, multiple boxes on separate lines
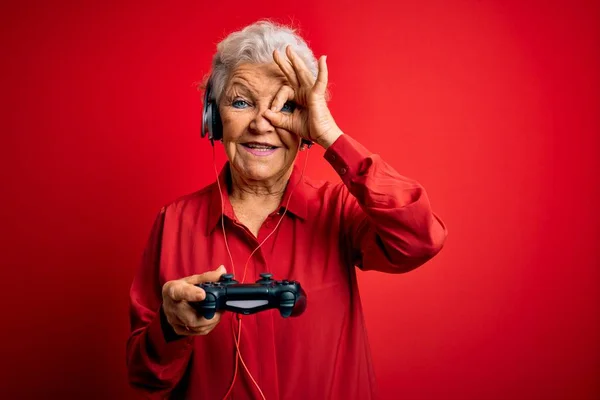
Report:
264,46,342,148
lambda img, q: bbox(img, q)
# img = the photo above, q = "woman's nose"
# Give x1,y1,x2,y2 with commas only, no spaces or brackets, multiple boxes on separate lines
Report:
249,107,274,134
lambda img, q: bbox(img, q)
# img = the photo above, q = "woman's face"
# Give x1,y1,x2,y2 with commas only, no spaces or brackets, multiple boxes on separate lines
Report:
218,62,301,184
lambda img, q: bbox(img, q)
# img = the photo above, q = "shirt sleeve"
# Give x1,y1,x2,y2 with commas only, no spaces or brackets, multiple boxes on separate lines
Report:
126,207,194,397
324,134,448,273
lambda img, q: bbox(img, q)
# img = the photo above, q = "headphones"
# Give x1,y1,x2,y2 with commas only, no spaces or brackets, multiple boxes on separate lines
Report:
201,79,224,145
201,78,313,148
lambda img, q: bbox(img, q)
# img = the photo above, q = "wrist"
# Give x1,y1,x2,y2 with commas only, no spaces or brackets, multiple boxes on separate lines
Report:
316,128,343,149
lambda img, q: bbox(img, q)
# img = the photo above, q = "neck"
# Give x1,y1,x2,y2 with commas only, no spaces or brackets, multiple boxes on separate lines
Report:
229,165,293,204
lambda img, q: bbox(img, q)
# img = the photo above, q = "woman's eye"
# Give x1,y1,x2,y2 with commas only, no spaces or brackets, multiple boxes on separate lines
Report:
281,101,296,113
232,99,249,109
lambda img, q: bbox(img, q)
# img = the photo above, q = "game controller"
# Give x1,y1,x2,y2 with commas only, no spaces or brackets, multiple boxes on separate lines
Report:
190,273,307,319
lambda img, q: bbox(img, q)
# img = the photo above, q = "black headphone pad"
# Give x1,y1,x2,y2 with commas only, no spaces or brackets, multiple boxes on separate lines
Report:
211,102,223,141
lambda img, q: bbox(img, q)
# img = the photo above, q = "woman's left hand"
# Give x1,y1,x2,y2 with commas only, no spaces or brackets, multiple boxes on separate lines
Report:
264,46,342,149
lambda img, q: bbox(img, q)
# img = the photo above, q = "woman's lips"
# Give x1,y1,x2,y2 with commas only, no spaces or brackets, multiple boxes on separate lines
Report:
241,143,278,156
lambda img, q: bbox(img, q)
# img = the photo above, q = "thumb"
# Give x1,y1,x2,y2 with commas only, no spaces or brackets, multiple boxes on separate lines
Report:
183,265,227,285
215,264,226,275
264,109,293,131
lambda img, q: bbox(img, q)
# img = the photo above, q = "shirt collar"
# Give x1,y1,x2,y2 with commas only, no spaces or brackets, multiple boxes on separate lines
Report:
206,162,309,235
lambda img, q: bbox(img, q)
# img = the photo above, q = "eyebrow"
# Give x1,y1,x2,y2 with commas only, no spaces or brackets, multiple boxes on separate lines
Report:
227,81,256,97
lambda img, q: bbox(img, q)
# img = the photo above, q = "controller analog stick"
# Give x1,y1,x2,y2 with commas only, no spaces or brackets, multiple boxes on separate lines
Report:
259,273,273,280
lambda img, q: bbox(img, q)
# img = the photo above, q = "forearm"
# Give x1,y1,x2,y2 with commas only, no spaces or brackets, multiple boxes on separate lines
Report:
351,184,447,271
325,133,447,272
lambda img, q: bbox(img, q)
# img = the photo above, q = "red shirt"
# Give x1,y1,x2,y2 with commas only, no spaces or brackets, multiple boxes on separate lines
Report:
126,134,447,399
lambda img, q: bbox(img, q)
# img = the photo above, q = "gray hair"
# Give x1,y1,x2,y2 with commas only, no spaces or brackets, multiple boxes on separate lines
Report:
201,20,319,104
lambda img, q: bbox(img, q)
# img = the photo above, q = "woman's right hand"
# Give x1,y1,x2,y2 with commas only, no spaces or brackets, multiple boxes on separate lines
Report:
161,265,227,336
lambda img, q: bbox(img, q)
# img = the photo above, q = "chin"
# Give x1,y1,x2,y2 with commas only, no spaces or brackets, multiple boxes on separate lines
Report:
235,160,285,182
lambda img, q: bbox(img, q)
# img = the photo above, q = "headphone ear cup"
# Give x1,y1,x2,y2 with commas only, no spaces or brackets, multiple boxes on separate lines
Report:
201,83,213,141
201,102,211,140
211,103,223,141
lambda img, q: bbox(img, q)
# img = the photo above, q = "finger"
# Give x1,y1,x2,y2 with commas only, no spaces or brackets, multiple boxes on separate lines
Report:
286,45,315,87
168,312,195,336
182,311,222,333
168,282,206,302
183,265,227,285
264,109,294,131
165,310,187,330
270,85,295,112
314,55,328,95
195,324,218,335
175,322,216,336
189,313,222,332
169,308,221,336
273,49,299,87
172,323,195,336
171,264,227,302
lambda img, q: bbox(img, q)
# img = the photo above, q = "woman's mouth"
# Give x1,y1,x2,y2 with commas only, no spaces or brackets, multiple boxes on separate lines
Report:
241,143,278,156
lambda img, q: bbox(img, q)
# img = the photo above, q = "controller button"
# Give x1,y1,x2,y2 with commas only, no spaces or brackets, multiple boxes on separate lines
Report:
259,273,273,280
220,274,235,282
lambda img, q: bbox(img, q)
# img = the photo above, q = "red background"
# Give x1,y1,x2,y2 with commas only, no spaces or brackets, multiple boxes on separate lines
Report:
1,0,599,399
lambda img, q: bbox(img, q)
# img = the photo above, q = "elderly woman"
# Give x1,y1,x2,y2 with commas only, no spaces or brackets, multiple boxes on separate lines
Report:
127,20,447,399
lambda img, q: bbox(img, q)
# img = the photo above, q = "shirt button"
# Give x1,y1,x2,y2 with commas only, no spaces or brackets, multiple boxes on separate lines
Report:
330,154,336,161
339,167,347,175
